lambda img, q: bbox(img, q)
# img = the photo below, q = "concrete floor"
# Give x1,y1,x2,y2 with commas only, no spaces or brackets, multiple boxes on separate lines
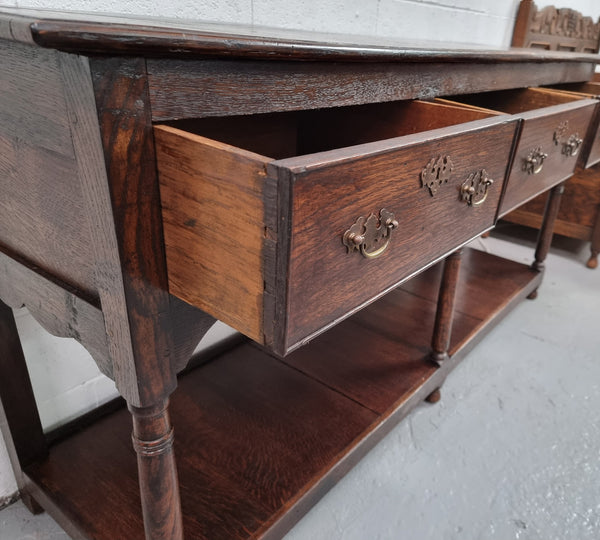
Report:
1,224,599,540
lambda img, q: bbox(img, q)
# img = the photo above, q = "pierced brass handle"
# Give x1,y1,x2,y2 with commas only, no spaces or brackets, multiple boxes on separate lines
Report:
460,170,494,206
523,147,547,175
343,208,398,259
562,133,582,157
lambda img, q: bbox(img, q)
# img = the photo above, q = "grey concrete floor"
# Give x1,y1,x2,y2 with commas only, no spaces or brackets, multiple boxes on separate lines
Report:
1,225,599,540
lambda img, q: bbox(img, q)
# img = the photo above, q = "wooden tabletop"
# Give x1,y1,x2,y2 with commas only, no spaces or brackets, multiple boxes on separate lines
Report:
2,6,600,62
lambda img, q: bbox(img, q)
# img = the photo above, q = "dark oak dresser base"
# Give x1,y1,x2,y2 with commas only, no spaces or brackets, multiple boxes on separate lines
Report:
23,249,541,540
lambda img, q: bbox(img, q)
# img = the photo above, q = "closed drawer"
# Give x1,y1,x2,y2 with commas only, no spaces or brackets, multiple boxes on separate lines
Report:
155,100,518,355
543,83,600,168
442,89,597,217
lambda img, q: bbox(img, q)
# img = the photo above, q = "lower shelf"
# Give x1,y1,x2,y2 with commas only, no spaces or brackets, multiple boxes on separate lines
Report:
24,248,541,540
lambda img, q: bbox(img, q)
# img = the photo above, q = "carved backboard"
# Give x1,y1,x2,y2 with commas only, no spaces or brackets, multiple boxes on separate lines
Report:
512,0,600,53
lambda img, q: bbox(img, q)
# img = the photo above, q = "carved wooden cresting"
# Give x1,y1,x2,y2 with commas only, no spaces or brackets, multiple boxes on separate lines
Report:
512,0,600,53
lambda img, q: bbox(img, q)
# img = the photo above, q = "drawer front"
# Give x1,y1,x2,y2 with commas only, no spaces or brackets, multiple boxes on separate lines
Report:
278,120,518,353
546,84,600,168
499,102,595,216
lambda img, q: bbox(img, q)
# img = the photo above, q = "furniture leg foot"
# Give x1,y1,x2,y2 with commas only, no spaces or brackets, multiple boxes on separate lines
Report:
425,388,442,404
129,399,183,540
481,231,491,239
527,288,538,300
20,492,44,515
587,251,598,269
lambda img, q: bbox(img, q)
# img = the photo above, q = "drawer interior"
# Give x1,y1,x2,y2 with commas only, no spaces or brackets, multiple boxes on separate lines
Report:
544,81,600,97
161,99,496,160
444,87,585,114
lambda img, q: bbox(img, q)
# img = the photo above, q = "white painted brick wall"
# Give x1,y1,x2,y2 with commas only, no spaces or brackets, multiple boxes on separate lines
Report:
1,0,599,511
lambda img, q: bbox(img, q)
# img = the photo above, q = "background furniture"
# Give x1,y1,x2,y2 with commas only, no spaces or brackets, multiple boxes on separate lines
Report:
506,0,600,268
0,8,598,540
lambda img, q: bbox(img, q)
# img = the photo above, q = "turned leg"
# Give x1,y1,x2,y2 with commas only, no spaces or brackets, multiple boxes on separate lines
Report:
527,182,565,299
425,388,442,404
531,182,565,273
0,301,46,514
129,399,183,540
429,249,463,367
587,209,600,269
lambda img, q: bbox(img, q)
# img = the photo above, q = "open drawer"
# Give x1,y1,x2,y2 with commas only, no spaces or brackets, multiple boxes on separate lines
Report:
541,83,600,168
440,88,597,217
155,100,518,356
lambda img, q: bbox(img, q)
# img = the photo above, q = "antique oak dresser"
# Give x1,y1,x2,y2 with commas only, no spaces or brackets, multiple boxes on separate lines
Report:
0,8,598,540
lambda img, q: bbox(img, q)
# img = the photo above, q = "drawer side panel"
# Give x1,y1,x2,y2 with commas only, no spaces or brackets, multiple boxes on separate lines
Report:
0,40,97,298
155,125,268,343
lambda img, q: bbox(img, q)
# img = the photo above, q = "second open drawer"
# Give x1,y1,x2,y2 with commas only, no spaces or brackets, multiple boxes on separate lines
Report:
441,88,597,217
155,100,518,356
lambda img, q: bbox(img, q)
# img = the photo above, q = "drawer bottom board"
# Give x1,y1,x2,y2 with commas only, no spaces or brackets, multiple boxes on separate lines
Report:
24,248,541,540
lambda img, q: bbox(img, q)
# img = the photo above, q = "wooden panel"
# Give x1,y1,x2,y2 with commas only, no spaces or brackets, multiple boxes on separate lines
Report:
278,119,518,353
0,249,111,377
0,41,96,298
90,57,180,407
504,164,600,237
155,125,269,343
146,59,594,120
499,100,595,215
26,343,377,540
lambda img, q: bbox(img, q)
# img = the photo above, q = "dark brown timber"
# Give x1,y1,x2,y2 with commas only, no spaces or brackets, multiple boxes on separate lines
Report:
0,301,46,513
532,182,566,272
430,249,463,365
130,400,183,540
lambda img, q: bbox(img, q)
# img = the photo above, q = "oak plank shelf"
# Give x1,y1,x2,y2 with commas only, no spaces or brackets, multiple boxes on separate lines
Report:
24,249,539,540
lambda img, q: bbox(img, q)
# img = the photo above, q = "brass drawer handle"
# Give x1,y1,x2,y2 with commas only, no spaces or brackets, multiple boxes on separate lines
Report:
562,133,582,157
554,121,582,157
523,147,547,175
343,208,398,259
460,169,494,206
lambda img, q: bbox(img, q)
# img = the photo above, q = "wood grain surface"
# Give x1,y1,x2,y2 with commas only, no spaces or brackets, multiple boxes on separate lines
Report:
0,301,47,509
278,117,517,353
0,41,96,298
446,90,597,211
507,164,600,235
147,59,594,121
155,125,269,343
0,248,110,377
